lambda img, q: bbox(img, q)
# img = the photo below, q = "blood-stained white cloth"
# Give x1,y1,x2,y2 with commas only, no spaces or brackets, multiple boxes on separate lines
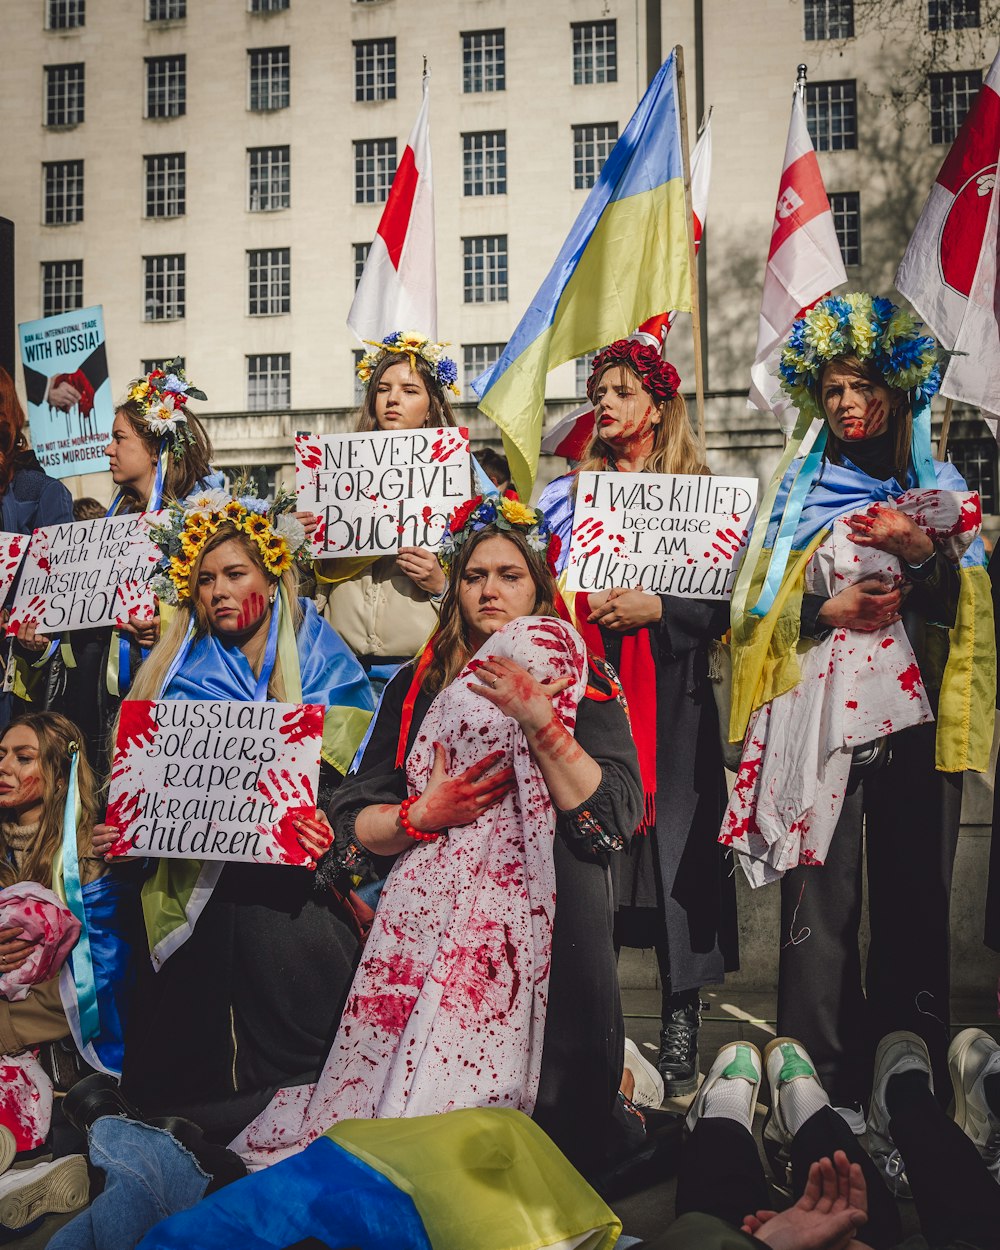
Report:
0,882,80,1002
721,489,981,888
0,1051,52,1152
233,615,587,1168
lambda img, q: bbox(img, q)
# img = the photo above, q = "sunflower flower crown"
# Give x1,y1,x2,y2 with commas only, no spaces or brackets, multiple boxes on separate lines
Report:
438,493,561,574
148,481,310,606
122,360,207,459
356,331,461,397
779,294,942,421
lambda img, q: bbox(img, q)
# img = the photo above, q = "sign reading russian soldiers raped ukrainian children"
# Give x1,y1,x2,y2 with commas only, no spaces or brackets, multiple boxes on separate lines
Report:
566,472,759,599
105,700,324,865
295,427,471,557
18,306,114,480
6,515,162,635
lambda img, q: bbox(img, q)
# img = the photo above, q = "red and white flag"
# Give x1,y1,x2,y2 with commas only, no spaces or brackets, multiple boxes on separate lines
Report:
748,92,847,431
896,50,1000,430
348,73,437,342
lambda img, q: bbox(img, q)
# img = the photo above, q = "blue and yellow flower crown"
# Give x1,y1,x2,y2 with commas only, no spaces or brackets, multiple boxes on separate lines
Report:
779,294,942,422
356,331,460,397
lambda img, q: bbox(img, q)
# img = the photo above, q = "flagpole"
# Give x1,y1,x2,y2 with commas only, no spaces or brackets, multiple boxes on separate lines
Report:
674,44,707,451
937,396,954,458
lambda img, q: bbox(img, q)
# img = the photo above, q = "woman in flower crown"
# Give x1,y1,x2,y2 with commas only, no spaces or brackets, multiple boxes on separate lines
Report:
317,333,461,693
91,488,374,1140
538,339,738,1100
725,294,994,1132
234,495,643,1175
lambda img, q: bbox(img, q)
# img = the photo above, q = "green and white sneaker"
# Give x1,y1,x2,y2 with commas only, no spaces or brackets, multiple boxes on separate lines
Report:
763,1038,830,1187
949,1027,1000,1183
685,1042,762,1134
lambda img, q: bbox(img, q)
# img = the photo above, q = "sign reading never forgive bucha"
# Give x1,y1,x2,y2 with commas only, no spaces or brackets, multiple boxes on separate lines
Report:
566,472,759,599
295,427,471,557
7,514,162,634
106,700,324,866
18,306,114,480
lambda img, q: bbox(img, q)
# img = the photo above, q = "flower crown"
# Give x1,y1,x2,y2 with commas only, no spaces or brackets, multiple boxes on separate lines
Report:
437,493,561,574
587,339,682,408
123,360,207,459
779,294,942,421
148,482,310,606
356,331,461,397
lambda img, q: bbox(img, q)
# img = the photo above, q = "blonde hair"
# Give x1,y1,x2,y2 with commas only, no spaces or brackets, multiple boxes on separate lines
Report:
354,352,456,433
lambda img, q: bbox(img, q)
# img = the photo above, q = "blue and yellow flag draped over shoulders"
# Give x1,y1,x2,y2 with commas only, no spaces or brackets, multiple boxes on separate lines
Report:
471,50,691,499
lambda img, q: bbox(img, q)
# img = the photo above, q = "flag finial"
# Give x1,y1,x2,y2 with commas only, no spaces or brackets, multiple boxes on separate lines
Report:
796,63,808,95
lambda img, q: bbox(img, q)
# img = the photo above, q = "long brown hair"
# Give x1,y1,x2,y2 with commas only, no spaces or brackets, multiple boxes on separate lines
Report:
354,352,456,432
422,526,557,695
0,366,28,498
815,355,913,479
115,400,214,507
576,364,709,477
0,713,99,890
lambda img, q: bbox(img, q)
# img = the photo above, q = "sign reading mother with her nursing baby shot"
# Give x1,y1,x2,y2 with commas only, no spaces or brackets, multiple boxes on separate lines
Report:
295,427,471,557
566,472,759,599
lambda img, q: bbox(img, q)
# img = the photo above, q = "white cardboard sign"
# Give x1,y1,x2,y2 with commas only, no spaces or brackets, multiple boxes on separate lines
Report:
295,427,471,557
566,472,758,599
105,699,324,865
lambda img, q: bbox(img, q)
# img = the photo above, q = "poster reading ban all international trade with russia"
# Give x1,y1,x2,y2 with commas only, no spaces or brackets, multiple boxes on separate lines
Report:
18,305,114,480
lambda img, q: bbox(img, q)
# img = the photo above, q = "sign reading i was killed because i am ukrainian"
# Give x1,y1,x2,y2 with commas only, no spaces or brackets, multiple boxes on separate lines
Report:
566,472,759,599
295,427,471,557
105,700,324,865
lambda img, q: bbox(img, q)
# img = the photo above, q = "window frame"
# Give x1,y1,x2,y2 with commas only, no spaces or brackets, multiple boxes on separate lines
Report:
142,253,186,321
41,259,83,317
805,79,858,151
146,0,186,20
353,37,396,102
247,353,291,411
462,130,507,197
144,54,186,119
927,0,980,29
929,69,983,145
461,28,506,94
144,152,186,219
248,46,290,111
828,191,862,267
44,62,85,127
247,145,291,211
353,137,397,205
572,121,618,190
247,247,292,317
462,235,508,304
462,343,504,387
571,20,618,86
45,0,86,30
803,0,855,40
42,159,84,225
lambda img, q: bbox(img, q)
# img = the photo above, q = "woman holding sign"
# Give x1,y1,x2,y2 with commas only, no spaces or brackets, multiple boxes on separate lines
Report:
538,340,738,1099
234,497,643,1174
318,333,460,692
725,296,993,1155
94,487,373,1142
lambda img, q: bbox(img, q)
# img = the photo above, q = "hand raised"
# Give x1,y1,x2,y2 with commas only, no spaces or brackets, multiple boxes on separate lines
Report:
469,655,572,734
407,744,514,834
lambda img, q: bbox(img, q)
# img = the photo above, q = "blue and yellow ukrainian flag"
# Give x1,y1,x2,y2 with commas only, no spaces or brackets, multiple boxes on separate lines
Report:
472,50,691,499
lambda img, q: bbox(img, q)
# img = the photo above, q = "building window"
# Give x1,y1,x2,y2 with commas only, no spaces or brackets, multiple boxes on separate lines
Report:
354,38,395,102
354,138,397,204
42,161,84,225
142,356,184,374
46,1,85,29
44,63,85,126
41,260,83,317
805,80,857,151
144,153,185,218
804,0,854,39
929,70,982,145
250,0,289,9
572,21,617,85
463,344,503,387
146,0,186,19
829,191,861,266
248,146,290,210
247,354,290,410
145,55,186,118
248,247,291,316
249,46,290,111
353,349,366,404
928,0,980,29
950,436,997,513
143,254,185,321
573,122,618,189
575,351,598,395
463,131,507,196
462,29,505,93
353,242,370,289
463,235,508,304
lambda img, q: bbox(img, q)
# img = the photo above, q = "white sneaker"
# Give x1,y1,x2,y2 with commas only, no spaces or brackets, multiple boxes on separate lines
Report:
867,1031,933,1200
949,1027,1000,1182
685,1041,761,1134
0,1155,89,1230
623,1038,665,1109
762,1038,830,1187
0,1127,14,1177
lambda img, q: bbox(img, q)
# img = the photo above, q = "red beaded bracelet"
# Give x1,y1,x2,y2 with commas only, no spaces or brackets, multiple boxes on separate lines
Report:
399,795,442,842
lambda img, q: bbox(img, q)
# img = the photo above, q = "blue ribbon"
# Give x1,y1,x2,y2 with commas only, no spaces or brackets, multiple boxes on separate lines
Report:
62,746,100,1044
254,591,281,701
910,394,937,489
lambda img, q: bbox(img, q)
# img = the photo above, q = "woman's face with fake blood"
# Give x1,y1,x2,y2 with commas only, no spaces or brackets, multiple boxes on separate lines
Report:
592,366,660,451
459,536,539,650
821,362,893,443
374,360,432,431
0,724,45,825
196,539,274,639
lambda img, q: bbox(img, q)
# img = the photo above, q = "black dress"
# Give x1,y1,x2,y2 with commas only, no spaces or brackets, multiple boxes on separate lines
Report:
324,656,643,1175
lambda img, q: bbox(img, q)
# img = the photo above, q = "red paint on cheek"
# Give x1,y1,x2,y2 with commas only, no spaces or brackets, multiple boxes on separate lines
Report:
235,592,266,630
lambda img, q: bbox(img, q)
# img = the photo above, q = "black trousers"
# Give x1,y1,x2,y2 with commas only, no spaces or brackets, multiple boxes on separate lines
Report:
777,722,962,1105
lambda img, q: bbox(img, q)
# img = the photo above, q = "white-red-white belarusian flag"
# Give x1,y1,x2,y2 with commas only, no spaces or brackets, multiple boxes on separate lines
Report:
348,73,437,342
896,49,1000,431
748,91,847,431
541,116,713,460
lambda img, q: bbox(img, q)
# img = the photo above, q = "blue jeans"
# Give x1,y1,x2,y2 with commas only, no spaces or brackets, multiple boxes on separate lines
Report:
49,1118,209,1250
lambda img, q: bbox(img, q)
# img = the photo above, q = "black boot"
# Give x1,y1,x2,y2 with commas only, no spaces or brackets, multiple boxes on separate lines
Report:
61,1074,143,1137
147,1118,248,1193
657,991,701,1097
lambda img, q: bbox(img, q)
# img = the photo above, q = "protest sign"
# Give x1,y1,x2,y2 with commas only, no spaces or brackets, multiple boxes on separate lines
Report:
106,700,324,866
18,306,114,480
0,534,28,606
295,427,470,557
566,472,758,599
7,514,162,635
